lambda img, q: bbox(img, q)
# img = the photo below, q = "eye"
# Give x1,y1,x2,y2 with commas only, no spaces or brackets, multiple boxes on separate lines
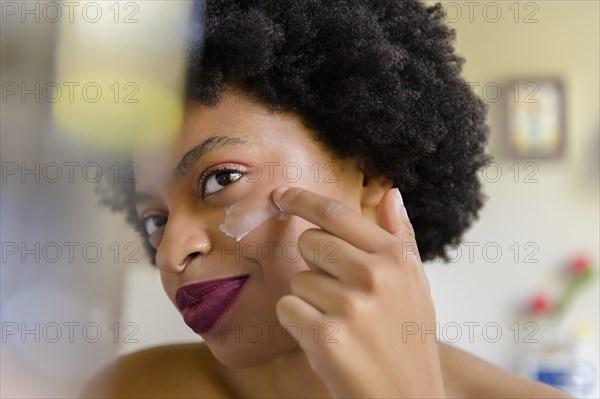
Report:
201,164,246,197
143,215,167,236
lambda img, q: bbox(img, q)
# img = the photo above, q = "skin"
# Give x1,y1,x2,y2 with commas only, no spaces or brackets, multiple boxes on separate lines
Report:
83,90,574,398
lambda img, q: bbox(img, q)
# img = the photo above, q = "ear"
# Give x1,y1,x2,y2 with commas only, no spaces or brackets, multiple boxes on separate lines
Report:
361,173,395,207
358,160,394,221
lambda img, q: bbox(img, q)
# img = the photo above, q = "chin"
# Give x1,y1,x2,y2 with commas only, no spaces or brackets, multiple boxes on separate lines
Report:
203,330,298,368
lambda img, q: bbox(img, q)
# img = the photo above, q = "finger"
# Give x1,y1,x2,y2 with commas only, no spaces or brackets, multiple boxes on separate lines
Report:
376,188,413,242
290,270,365,316
377,189,428,298
377,188,421,262
275,294,324,348
298,228,376,288
272,187,393,253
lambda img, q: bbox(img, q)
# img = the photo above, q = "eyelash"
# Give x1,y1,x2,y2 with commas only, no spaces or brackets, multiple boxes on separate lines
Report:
197,162,247,198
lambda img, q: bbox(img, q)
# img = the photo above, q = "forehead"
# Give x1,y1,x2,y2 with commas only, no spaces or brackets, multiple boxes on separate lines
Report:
132,90,328,191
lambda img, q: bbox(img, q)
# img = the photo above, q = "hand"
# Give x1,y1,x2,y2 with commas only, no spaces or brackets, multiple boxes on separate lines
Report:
273,187,446,399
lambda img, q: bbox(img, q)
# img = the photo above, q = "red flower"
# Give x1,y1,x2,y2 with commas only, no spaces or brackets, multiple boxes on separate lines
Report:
570,254,591,276
530,293,552,315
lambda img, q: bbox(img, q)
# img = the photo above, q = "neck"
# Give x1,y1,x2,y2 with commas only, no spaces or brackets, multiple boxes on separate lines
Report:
267,344,332,398
222,344,332,398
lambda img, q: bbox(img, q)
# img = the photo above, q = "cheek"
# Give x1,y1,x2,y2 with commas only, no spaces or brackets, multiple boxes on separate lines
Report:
253,216,316,291
160,272,179,308
231,167,353,276
220,198,287,242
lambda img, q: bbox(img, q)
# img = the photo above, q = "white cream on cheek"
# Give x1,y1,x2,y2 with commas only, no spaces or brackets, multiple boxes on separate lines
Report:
219,199,288,242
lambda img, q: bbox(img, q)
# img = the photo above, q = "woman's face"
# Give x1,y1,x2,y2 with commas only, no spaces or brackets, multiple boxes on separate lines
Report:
133,89,385,368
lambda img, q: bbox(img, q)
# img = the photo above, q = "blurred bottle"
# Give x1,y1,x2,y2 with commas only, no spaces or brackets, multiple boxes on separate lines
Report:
519,321,598,398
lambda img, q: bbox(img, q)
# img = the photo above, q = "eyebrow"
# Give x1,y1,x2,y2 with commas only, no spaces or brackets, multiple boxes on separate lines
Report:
172,135,253,181
131,191,153,207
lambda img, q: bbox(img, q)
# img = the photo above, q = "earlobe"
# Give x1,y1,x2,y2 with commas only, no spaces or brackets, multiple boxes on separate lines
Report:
351,159,393,220
360,173,394,208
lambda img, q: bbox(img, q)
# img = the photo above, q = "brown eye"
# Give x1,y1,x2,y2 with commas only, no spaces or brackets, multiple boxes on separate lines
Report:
204,170,243,196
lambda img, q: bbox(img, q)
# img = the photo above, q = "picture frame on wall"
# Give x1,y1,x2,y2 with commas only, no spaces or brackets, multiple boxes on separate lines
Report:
504,79,566,159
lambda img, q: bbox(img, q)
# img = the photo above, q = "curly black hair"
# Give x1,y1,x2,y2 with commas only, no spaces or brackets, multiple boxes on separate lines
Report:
99,0,490,264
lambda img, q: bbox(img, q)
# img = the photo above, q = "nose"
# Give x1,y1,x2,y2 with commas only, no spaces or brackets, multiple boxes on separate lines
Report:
155,209,214,274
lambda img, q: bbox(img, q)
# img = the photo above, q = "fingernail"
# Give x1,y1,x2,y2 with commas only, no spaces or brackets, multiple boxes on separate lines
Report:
394,188,409,219
272,187,289,212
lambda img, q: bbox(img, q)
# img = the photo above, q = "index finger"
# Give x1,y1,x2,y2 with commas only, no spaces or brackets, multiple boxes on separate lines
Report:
271,186,394,253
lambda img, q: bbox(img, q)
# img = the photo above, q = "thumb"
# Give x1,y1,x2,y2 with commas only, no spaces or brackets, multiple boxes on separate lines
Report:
377,189,425,277
376,188,412,241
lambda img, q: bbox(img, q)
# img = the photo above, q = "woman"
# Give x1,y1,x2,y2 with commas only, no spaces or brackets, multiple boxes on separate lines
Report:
86,0,573,397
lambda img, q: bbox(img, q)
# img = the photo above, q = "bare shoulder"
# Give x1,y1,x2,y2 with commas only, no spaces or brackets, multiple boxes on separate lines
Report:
79,343,232,398
438,342,575,399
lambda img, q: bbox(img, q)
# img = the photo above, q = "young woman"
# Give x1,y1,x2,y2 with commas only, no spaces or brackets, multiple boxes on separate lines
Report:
85,1,573,397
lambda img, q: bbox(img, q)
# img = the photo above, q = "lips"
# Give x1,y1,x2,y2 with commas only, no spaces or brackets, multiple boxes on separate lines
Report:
175,275,249,335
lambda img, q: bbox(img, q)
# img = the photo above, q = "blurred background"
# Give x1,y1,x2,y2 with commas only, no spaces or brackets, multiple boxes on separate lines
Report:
1,1,598,398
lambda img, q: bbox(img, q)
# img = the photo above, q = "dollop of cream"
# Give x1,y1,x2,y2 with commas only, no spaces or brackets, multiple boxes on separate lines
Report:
219,199,288,242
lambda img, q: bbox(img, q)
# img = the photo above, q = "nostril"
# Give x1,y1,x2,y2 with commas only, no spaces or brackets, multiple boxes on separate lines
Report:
178,252,202,267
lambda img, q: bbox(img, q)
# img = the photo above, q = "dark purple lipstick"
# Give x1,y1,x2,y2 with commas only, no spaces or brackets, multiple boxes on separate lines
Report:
175,275,249,335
